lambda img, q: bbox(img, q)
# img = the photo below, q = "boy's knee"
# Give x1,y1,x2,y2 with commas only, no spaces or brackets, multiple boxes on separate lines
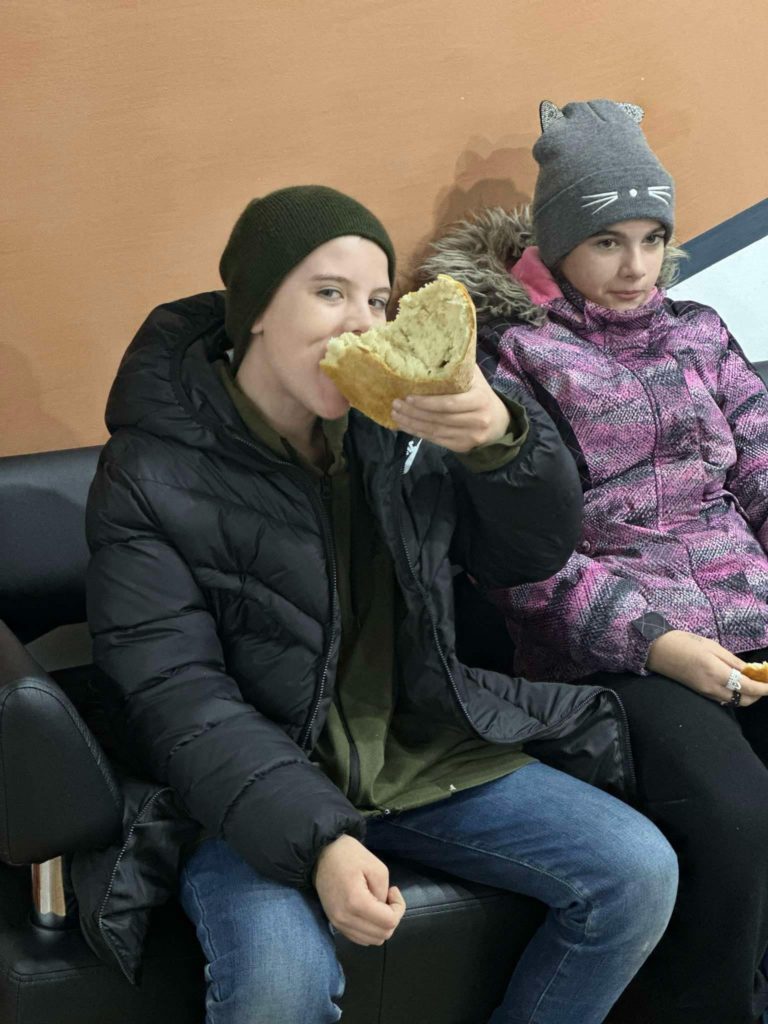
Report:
214,941,343,1024
601,819,679,934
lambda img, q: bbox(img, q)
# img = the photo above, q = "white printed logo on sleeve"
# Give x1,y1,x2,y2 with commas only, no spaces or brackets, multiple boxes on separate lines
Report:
403,438,423,474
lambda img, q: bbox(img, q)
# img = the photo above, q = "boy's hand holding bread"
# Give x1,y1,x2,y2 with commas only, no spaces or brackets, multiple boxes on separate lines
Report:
320,275,510,452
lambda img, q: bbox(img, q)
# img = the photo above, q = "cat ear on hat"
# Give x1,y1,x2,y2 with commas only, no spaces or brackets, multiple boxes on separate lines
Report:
539,100,565,132
618,102,645,124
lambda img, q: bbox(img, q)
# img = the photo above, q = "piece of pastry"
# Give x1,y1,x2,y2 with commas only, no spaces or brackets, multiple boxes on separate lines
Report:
320,274,476,429
742,662,768,683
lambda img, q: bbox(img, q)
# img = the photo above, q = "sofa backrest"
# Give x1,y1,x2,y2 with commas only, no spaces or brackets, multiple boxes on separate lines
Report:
0,446,101,642
3,357,768,645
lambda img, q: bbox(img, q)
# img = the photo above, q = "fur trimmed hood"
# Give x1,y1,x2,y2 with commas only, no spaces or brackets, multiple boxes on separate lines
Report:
419,206,686,325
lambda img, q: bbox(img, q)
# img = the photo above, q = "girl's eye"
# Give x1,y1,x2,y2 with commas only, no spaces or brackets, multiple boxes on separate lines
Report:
646,233,665,245
318,287,343,301
595,238,616,250
370,296,388,311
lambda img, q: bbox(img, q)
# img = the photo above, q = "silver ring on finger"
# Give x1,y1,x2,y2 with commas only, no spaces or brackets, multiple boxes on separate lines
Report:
726,668,742,692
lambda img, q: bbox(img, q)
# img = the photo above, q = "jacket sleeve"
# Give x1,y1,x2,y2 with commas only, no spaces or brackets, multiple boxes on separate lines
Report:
717,324,768,549
493,553,656,677
86,455,364,888
447,357,583,591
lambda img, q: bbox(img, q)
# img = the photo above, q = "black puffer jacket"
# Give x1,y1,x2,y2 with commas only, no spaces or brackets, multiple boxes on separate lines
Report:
86,290,634,899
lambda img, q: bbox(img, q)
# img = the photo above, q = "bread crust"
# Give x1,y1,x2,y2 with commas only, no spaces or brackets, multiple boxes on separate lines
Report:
742,662,768,683
320,275,477,429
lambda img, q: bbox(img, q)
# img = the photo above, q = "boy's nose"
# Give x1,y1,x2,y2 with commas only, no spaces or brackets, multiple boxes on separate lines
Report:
343,302,375,335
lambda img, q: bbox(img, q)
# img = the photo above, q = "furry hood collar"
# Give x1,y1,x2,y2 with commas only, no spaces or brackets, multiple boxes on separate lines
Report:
418,205,686,325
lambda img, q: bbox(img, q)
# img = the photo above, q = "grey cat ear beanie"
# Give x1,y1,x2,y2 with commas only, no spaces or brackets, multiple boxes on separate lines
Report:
532,99,675,268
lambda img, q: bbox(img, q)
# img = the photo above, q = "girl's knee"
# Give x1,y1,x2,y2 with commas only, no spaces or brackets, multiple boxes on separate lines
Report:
699,790,768,851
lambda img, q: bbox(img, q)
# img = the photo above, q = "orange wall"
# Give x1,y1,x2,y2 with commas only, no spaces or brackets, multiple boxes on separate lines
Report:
3,0,767,456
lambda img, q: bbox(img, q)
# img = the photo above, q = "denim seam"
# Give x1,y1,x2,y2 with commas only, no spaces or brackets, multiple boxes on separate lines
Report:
381,818,592,905
527,927,592,1024
182,868,222,1005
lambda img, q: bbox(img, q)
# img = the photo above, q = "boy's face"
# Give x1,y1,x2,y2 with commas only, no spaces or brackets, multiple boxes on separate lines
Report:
559,219,666,311
239,235,391,421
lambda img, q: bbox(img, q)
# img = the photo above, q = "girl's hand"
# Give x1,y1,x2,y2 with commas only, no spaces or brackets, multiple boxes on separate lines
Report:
647,630,768,707
390,365,511,453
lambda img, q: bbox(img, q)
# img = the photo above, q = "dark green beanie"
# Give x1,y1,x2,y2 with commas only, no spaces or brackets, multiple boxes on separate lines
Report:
219,185,396,367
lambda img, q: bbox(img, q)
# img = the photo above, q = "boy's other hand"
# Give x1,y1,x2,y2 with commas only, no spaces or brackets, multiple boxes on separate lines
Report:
314,834,406,945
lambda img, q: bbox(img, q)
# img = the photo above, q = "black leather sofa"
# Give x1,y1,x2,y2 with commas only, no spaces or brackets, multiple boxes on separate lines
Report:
8,356,767,1022
0,443,546,1024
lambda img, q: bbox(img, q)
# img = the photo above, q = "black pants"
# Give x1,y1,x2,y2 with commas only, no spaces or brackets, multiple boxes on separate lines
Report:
594,654,768,1024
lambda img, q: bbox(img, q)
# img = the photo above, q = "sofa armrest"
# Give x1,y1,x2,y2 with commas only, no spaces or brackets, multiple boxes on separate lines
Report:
0,621,123,865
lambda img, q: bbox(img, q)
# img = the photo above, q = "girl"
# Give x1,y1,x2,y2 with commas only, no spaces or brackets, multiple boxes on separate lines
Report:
85,184,676,1023
423,99,768,1024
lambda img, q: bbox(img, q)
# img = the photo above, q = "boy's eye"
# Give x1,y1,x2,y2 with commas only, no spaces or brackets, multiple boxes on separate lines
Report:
646,233,665,245
595,238,617,249
318,287,343,300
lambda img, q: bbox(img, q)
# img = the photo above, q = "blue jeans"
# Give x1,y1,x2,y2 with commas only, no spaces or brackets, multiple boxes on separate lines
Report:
179,763,678,1024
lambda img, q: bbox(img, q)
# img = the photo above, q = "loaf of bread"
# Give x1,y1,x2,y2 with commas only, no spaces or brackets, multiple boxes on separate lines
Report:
742,662,768,683
320,274,476,429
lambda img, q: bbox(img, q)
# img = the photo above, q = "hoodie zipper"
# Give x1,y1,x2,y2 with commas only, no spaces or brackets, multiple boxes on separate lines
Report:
334,692,362,803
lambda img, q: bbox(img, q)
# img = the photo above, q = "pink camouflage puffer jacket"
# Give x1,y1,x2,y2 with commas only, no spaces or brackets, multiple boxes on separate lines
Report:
422,207,768,681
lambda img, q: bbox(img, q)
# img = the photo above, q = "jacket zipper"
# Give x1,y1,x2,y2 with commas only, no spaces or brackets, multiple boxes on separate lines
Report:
97,787,171,980
314,475,361,801
603,687,638,794
393,447,637,796
229,433,339,753
393,460,474,729
527,685,638,795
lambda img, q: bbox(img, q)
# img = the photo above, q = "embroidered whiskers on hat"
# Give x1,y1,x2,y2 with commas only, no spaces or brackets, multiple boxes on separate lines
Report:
531,99,675,268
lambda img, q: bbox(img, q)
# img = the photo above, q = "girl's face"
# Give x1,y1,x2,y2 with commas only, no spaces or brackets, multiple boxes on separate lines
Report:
559,219,666,311
238,235,391,423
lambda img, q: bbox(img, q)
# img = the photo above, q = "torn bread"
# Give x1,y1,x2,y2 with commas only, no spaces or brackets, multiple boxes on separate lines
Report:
320,274,477,429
